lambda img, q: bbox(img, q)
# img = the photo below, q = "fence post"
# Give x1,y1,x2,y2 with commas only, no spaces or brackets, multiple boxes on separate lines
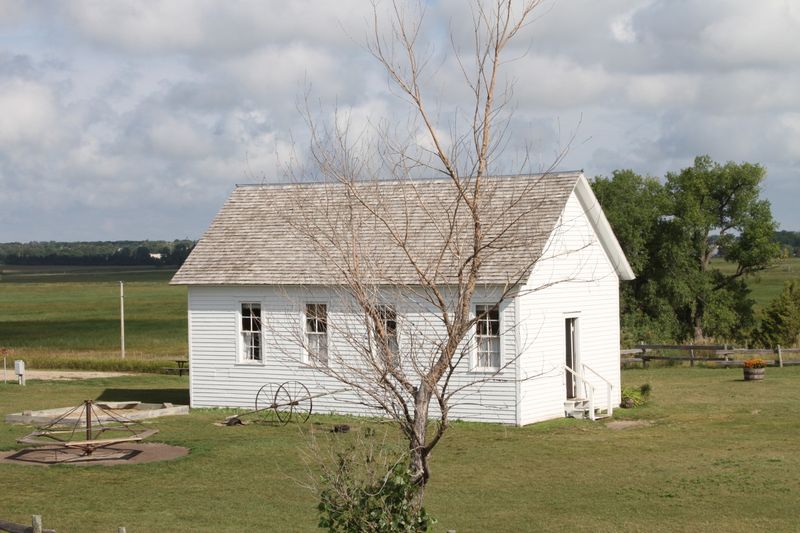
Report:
118,527,127,533
777,345,783,368
32,515,42,533
690,348,695,367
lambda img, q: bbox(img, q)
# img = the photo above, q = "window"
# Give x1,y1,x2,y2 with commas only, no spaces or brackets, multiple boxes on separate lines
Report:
305,303,328,365
240,303,262,362
377,304,399,366
475,304,500,369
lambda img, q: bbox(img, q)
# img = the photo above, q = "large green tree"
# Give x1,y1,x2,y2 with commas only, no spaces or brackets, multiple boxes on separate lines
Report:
664,156,780,340
594,156,781,343
592,170,678,343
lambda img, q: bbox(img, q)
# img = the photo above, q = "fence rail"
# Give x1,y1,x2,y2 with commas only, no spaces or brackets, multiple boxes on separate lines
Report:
0,515,55,533
621,344,800,368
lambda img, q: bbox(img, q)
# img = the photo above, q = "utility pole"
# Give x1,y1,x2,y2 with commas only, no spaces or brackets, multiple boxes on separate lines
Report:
120,281,126,359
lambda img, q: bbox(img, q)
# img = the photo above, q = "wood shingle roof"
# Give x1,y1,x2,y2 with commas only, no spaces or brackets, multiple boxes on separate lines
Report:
171,172,583,286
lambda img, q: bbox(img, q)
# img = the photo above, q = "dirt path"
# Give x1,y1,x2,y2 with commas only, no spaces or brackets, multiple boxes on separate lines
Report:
12,370,137,381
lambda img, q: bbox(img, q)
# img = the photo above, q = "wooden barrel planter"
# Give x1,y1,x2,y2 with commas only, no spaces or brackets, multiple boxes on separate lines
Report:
743,367,766,381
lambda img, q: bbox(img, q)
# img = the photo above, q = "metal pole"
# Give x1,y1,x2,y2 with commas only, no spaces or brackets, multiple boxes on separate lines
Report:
120,281,126,359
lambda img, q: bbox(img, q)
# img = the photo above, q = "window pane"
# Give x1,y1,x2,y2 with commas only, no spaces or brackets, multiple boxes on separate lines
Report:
241,303,262,361
475,304,500,369
306,304,327,333
306,303,328,365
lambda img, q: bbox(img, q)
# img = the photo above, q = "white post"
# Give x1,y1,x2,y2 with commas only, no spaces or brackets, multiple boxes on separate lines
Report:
120,281,126,359
32,515,42,533
14,359,25,386
777,345,783,368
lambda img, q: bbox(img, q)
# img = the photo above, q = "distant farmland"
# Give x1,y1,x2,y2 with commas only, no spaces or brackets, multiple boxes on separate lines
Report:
0,265,186,360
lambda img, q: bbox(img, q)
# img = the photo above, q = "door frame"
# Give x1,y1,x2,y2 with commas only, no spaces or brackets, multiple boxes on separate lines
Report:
565,316,581,399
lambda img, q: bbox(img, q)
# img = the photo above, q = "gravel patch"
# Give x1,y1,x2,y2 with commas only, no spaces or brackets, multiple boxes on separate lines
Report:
606,420,652,430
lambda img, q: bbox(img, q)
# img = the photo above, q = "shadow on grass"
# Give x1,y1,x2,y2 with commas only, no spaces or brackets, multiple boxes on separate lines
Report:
96,388,189,405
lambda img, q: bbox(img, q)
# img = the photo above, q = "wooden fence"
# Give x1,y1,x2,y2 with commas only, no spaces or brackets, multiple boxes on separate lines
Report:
621,344,800,368
0,516,127,533
0,515,55,533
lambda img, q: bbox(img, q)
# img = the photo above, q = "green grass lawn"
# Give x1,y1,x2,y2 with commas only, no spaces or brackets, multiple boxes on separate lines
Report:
1,367,798,532
0,266,186,362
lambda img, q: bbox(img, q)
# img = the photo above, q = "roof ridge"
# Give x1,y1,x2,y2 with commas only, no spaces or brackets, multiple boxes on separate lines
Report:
234,170,584,189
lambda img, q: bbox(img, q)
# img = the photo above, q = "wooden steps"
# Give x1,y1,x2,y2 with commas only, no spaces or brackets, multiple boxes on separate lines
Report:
564,398,611,420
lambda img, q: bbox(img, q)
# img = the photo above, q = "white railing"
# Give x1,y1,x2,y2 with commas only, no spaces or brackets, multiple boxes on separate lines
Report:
564,363,614,420
563,364,596,420
581,363,614,418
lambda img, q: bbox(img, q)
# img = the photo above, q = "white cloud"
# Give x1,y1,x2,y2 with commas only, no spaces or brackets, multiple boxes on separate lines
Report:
625,73,698,109
62,0,372,56
610,12,637,44
224,44,344,102
512,54,615,109
699,2,800,67
0,79,59,145
1,0,800,240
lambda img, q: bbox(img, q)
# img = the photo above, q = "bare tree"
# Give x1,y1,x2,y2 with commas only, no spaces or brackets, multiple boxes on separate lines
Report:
286,0,568,506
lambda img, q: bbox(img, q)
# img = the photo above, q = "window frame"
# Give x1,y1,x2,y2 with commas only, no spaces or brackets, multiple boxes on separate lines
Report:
237,301,264,365
303,302,329,367
376,303,400,367
472,303,502,372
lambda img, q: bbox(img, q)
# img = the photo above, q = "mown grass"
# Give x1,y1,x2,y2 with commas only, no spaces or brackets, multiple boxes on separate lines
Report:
1,367,798,532
0,265,186,361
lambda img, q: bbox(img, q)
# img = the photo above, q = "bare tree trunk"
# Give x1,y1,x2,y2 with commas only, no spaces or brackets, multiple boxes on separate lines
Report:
693,299,705,342
410,385,432,504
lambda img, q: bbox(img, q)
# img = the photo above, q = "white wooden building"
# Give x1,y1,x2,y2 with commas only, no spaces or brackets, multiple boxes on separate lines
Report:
172,172,634,425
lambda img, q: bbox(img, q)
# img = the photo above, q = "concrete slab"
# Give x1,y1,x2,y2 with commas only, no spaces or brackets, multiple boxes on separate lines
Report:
5,402,189,425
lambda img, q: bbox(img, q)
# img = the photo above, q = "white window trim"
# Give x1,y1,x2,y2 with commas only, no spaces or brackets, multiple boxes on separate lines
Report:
470,302,502,373
301,301,330,367
236,301,265,366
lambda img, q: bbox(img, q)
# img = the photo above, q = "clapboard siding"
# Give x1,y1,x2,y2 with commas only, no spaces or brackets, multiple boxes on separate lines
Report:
517,190,621,425
184,177,629,426
187,285,518,423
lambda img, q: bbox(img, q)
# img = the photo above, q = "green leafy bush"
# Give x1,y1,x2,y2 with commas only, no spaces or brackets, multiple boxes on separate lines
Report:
753,281,800,348
317,432,433,532
621,383,652,408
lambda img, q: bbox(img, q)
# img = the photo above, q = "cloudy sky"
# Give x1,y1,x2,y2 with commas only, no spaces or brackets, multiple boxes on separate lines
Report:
1,0,798,242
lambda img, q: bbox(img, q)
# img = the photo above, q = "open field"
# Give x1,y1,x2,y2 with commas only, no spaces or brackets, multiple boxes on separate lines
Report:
711,256,800,309
0,265,186,362
1,367,799,532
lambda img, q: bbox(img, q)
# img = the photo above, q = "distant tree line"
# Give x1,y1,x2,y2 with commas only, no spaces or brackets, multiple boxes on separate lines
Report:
592,155,796,347
0,240,195,266
774,230,800,257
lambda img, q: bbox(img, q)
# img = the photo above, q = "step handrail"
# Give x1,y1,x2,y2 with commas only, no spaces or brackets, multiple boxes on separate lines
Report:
582,363,614,417
564,364,596,420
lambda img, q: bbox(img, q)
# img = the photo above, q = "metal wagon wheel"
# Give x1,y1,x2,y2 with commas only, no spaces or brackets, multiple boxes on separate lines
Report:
254,383,279,424
274,381,312,425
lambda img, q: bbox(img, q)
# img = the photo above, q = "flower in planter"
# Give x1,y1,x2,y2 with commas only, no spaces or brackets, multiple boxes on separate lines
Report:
743,358,767,369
